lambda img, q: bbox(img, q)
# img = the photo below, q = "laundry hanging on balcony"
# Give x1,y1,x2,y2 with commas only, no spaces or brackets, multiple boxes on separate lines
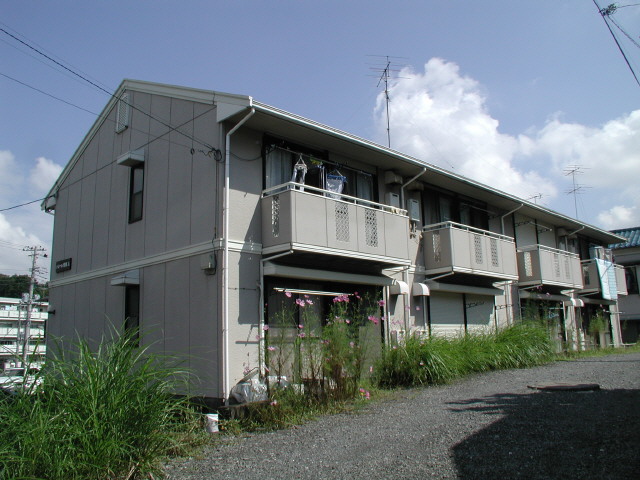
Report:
291,156,308,191
326,169,346,199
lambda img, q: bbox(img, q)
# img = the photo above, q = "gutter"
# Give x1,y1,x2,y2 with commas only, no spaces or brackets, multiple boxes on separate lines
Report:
222,107,255,402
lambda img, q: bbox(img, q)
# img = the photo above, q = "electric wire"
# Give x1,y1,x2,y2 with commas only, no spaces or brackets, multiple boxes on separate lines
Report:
0,198,45,213
0,72,99,116
593,0,640,87
0,26,219,153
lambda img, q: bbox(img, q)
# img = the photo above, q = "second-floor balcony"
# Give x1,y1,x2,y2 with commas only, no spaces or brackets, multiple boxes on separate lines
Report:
517,245,583,291
422,222,518,286
581,259,628,299
261,183,410,267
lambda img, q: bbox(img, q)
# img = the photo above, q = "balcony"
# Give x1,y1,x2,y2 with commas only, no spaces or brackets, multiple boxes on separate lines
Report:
261,183,410,266
581,259,627,299
422,222,518,286
517,245,583,291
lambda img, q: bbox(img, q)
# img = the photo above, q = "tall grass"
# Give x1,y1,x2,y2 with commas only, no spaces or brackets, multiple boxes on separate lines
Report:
0,331,205,480
374,323,555,389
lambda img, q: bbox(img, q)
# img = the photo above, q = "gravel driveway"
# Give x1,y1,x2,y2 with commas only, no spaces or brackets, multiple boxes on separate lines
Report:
164,353,640,479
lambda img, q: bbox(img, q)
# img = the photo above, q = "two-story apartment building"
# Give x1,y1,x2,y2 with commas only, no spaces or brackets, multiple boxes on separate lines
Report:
43,80,625,404
610,227,640,343
0,297,47,370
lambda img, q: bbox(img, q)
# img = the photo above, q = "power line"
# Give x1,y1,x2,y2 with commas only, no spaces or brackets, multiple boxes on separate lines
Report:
0,26,218,153
0,198,45,213
0,72,99,116
593,0,640,87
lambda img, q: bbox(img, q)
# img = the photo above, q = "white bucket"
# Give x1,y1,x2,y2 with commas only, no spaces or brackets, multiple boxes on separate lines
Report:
204,413,219,433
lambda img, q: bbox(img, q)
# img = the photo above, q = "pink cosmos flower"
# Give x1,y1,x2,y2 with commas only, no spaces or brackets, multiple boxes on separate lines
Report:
285,291,292,298
378,299,385,307
368,315,379,325
295,298,305,307
416,306,421,311
304,294,310,298
267,346,276,351
297,332,306,338
298,324,304,329
263,325,270,331
306,299,313,305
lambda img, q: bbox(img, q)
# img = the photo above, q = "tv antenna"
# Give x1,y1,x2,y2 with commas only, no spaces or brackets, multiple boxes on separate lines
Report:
563,165,591,219
527,193,544,204
368,55,407,148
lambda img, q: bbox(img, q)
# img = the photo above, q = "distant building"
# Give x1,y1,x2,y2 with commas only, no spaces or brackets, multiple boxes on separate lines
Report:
610,227,640,343
0,297,47,370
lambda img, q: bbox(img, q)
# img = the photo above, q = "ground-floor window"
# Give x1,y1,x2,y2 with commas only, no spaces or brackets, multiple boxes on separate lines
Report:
124,285,140,345
263,278,383,396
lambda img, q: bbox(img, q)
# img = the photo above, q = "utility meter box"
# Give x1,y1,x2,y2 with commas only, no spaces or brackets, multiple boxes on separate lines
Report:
407,198,421,222
385,192,400,208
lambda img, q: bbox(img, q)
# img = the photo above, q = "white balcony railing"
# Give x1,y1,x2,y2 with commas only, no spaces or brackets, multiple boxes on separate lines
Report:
517,244,583,290
615,264,628,296
422,222,518,281
262,183,410,264
581,259,627,298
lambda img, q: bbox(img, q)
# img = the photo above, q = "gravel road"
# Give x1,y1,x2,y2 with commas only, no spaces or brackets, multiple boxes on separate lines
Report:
164,353,640,479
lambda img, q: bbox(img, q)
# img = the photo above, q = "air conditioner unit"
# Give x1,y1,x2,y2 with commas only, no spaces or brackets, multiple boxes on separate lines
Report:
384,170,402,185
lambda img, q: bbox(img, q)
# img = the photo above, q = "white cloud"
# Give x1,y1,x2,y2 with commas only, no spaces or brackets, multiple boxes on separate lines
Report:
0,150,60,275
597,205,640,230
0,212,49,275
29,157,63,194
374,58,640,230
375,58,557,201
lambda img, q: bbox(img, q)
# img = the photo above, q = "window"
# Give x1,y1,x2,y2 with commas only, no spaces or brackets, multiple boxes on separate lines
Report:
129,166,144,223
124,285,140,345
626,266,639,294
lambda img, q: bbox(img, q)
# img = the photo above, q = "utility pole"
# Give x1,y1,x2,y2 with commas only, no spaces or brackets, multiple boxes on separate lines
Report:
21,246,46,367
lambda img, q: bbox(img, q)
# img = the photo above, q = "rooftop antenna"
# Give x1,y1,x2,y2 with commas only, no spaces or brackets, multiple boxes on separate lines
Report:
527,193,543,204
368,55,407,148
563,165,591,219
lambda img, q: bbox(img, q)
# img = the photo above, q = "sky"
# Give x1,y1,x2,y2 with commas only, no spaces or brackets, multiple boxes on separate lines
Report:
1,0,640,277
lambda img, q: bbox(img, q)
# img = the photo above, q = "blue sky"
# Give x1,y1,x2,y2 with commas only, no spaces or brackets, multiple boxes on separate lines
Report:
1,0,639,275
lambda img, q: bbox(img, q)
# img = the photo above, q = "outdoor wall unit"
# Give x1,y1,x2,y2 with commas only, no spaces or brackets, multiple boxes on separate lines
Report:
385,192,400,209
384,170,402,185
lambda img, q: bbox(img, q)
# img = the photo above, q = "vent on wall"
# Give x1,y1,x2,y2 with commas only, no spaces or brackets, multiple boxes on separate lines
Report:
115,92,130,133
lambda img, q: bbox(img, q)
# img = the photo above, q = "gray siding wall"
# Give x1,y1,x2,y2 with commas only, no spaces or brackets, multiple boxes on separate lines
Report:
48,90,223,397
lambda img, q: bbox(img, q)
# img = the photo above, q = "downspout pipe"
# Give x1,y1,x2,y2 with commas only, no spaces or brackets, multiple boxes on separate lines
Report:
222,107,255,402
399,167,426,331
400,167,427,208
500,203,524,235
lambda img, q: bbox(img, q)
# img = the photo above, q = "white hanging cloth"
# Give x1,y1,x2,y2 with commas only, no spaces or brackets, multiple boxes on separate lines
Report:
291,156,308,190
326,169,346,199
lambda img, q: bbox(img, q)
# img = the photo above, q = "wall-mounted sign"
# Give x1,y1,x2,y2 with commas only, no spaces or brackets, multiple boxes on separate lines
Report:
56,258,72,273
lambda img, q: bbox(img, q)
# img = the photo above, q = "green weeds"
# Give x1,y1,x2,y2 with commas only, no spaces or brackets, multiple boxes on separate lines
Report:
0,331,206,480
373,323,555,388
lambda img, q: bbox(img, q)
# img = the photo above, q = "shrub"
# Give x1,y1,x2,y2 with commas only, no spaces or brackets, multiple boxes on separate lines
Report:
0,330,205,480
374,323,554,389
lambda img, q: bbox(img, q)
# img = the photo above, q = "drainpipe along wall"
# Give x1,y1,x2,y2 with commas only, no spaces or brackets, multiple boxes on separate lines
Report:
222,107,255,402
399,167,426,329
